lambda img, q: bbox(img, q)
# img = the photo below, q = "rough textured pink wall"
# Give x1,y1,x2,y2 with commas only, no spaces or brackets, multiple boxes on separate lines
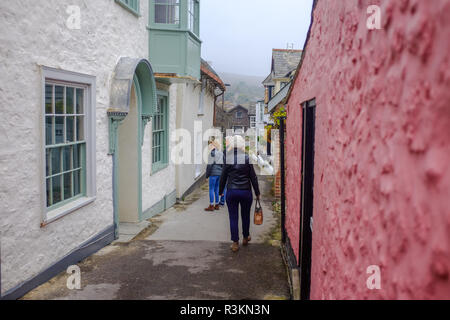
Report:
286,0,450,299
285,103,302,262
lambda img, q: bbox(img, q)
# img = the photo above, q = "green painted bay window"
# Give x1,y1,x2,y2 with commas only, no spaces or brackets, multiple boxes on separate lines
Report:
152,92,169,173
115,0,140,16
149,0,201,79
151,0,199,35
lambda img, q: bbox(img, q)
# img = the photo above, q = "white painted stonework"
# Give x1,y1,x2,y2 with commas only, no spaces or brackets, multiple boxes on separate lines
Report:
142,82,177,212
174,82,216,199
0,0,178,295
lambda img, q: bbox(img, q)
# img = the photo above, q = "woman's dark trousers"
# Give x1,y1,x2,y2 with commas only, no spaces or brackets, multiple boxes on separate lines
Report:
226,189,253,242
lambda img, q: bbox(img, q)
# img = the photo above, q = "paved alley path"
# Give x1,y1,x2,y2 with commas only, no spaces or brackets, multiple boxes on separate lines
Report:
22,176,290,300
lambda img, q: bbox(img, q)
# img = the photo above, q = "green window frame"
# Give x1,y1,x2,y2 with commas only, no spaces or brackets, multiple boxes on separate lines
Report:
152,92,169,173
45,81,87,210
154,0,180,25
115,0,140,16
188,0,199,35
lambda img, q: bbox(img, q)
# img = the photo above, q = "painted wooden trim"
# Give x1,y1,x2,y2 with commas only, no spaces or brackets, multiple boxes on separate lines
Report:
41,197,96,227
151,90,170,174
134,76,144,222
115,0,141,16
0,225,115,300
40,67,97,226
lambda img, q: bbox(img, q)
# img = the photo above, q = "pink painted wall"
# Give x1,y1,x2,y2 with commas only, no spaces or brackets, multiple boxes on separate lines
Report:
286,0,450,299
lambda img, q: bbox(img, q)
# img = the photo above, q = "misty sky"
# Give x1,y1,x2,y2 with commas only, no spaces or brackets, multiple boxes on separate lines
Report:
200,0,314,77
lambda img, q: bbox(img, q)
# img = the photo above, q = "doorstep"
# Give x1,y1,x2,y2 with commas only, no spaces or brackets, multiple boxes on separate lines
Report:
113,221,151,244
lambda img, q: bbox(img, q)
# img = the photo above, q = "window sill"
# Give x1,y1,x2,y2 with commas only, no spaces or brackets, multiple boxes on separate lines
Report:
41,196,96,227
115,0,141,17
147,26,202,43
152,162,169,175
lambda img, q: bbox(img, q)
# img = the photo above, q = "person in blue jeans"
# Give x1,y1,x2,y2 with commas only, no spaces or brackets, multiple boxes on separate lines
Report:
219,187,227,206
219,135,260,252
205,140,224,212
219,150,227,206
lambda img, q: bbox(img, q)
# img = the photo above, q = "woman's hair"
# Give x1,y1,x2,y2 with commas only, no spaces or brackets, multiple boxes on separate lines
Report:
226,135,246,152
210,138,222,151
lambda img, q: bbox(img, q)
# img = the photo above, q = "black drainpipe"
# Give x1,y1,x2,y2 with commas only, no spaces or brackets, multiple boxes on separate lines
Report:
279,116,287,244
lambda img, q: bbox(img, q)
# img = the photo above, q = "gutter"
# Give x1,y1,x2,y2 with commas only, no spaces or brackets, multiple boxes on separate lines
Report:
268,82,291,113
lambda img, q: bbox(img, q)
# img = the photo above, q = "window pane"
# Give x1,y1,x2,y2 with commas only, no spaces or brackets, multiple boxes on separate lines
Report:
46,149,51,177
73,144,80,169
155,0,179,24
51,148,61,175
155,4,167,23
74,170,81,196
52,175,62,204
66,87,75,114
55,116,64,144
64,172,72,200
45,85,53,114
76,88,84,114
46,116,53,145
66,116,75,142
63,146,72,172
46,178,52,207
153,115,158,131
77,116,84,141
168,4,179,24
55,86,64,114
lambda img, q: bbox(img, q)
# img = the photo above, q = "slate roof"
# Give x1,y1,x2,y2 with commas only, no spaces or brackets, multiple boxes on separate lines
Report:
227,105,248,114
271,49,302,79
262,73,274,86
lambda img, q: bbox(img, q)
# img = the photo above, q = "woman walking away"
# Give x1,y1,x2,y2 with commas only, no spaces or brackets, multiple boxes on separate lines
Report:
205,139,224,212
219,135,260,252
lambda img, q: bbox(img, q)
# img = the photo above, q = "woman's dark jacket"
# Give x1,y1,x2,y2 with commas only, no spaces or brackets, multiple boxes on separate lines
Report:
206,149,224,178
219,149,260,196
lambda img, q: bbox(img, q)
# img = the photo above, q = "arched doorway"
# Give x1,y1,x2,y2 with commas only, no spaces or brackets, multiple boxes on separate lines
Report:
108,58,156,238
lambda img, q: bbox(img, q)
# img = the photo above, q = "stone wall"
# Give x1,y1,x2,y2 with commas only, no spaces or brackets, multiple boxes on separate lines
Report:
0,0,151,294
286,0,450,299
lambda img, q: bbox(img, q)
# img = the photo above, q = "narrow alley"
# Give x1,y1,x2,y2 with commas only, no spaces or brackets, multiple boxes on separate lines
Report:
1,0,449,306
21,176,290,300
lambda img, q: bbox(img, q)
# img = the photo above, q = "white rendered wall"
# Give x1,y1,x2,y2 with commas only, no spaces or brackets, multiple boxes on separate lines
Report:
141,82,177,213
0,0,149,294
175,82,216,199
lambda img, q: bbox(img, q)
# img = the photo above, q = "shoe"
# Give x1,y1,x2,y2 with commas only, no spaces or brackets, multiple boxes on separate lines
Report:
219,203,225,206
243,236,252,246
204,205,215,212
231,242,239,252
214,204,220,210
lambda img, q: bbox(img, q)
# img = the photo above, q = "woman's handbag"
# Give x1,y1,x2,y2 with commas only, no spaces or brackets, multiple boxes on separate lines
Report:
254,199,263,225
